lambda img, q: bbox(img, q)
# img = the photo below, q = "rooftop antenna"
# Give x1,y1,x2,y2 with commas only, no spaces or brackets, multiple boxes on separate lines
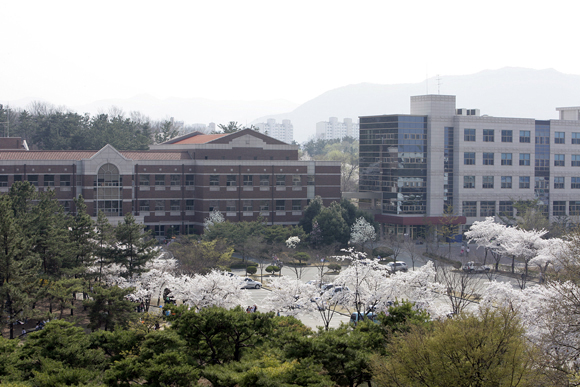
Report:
436,75,442,95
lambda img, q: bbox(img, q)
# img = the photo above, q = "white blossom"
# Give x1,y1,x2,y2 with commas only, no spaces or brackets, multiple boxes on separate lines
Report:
349,217,376,247
204,209,225,230
286,236,301,249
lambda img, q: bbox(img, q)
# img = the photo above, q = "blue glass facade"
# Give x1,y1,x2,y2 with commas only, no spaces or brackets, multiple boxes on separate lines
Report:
359,115,427,214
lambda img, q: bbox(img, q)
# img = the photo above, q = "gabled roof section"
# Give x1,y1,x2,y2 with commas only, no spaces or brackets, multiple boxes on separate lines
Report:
209,129,289,145
88,144,130,161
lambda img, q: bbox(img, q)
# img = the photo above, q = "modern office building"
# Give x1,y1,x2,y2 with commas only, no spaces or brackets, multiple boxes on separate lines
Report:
0,129,341,236
359,94,580,236
254,119,294,144
316,117,359,140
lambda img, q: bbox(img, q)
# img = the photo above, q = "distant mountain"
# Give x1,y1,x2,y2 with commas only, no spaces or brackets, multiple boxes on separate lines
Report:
252,67,580,143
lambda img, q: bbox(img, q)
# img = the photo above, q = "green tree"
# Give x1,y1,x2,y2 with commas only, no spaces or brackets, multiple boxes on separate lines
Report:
113,213,157,278
217,121,244,133
371,307,541,387
154,119,181,144
0,195,41,339
167,237,234,274
314,202,350,245
94,210,115,284
85,285,138,331
168,306,275,365
299,196,323,234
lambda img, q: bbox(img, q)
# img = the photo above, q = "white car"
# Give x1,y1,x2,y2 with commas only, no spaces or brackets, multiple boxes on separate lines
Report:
240,277,262,289
386,261,408,272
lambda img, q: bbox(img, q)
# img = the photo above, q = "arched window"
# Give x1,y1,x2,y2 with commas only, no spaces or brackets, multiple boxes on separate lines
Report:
96,163,122,216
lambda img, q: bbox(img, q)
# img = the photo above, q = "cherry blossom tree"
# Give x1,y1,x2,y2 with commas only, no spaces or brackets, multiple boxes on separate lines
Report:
203,209,225,231
465,217,508,270
349,217,376,253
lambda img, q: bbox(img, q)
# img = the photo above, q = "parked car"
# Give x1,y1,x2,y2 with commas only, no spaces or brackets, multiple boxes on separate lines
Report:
462,261,491,273
349,312,379,326
386,261,408,272
240,277,262,289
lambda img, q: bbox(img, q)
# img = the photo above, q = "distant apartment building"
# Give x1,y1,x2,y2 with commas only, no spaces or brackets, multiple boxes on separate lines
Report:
316,117,359,140
359,94,580,237
0,129,340,237
254,119,293,144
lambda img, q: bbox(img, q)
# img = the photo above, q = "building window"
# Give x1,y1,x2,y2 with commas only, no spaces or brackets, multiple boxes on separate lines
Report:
499,201,513,217
519,153,530,166
292,175,301,186
463,176,475,189
209,200,218,212
155,200,165,211
139,175,150,186
276,200,285,211
260,175,270,186
276,175,286,186
185,175,194,186
520,130,531,143
60,175,71,186
170,200,180,211
483,153,494,165
482,176,494,189
260,200,269,211
209,175,219,186
243,200,252,211
554,177,565,189
554,154,565,166
501,176,512,189
185,200,194,211
14,175,22,182
155,175,165,186
553,201,566,216
501,130,513,142
462,201,476,217
43,175,54,186
139,200,149,211
226,175,237,186
570,201,580,215
483,129,494,142
464,128,475,141
170,175,181,186
307,175,315,185
292,200,301,211
0,175,7,187
555,132,565,144
154,225,164,237
27,175,38,187
480,201,496,217
501,153,512,166
572,155,580,167
226,200,236,212
519,176,530,189
572,177,580,189
243,175,253,186
573,133,580,144
464,152,475,165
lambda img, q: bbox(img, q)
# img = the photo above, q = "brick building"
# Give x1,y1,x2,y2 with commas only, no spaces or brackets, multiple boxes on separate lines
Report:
0,129,341,236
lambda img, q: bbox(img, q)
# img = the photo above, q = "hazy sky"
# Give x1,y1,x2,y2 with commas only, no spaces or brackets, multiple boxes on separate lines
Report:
1,0,579,107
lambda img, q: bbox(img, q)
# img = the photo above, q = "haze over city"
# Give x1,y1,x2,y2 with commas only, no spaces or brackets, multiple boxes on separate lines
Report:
2,0,579,109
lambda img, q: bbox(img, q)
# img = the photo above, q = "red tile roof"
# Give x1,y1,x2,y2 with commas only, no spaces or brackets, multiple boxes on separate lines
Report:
0,150,192,161
171,134,228,144
0,150,98,160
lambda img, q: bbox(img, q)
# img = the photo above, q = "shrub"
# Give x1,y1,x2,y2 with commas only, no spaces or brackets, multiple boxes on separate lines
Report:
266,265,280,274
373,247,394,259
246,266,257,275
327,263,341,273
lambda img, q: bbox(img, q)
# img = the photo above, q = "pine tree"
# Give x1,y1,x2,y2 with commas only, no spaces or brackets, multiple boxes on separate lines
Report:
0,195,41,339
113,213,157,278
